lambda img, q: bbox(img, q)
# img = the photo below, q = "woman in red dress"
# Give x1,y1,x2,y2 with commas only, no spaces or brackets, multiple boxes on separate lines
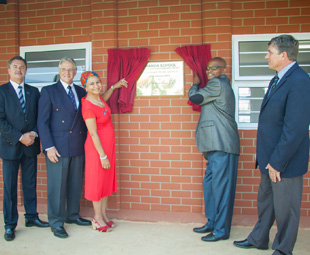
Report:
80,71,127,232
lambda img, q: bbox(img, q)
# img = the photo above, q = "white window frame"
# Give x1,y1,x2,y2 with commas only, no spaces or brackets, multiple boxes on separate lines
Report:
232,33,310,129
20,42,92,89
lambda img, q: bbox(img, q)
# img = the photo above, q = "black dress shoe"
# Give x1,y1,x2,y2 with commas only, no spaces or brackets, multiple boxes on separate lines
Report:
4,228,15,241
65,217,91,226
201,233,228,242
233,239,268,250
52,226,68,238
25,218,49,228
193,224,213,234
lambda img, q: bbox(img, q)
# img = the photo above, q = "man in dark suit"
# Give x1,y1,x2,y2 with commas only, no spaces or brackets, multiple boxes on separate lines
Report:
189,57,240,242
233,35,310,255
0,56,49,241
37,57,90,239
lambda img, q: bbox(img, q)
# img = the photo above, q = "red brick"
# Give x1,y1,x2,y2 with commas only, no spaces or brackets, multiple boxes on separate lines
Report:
141,195,161,205
129,23,148,31
151,160,170,168
151,204,171,211
141,182,160,189
289,0,309,8
290,16,308,24
131,189,150,196
159,29,180,37
171,205,191,212
132,203,150,210
278,25,300,33
129,38,148,47
139,15,159,23
301,8,310,15
278,8,301,16
162,198,181,205
241,208,257,215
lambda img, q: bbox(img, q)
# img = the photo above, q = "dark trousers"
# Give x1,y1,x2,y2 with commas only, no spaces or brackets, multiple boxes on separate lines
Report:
2,156,38,230
46,155,84,228
202,151,239,238
247,173,303,255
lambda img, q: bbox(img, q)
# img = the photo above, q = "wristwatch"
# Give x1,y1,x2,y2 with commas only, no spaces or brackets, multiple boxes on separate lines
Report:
110,85,114,91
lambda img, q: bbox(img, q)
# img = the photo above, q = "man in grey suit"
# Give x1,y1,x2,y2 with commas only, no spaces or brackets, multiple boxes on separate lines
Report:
189,57,240,242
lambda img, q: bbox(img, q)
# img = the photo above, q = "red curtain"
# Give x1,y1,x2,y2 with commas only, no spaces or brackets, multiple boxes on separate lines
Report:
107,48,151,113
175,44,212,112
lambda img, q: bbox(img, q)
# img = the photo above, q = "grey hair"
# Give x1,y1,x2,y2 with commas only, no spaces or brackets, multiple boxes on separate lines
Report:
58,57,77,70
268,34,299,61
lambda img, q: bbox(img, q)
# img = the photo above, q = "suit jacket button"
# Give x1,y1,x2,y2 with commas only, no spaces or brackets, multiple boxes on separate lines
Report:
62,120,64,123
56,108,59,111
70,131,72,133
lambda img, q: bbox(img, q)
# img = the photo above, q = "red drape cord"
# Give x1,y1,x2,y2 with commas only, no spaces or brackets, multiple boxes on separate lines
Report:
175,44,212,112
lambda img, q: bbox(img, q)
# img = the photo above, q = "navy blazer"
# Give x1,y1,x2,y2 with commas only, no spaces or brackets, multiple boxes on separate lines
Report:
256,63,310,178
37,81,87,157
0,82,41,160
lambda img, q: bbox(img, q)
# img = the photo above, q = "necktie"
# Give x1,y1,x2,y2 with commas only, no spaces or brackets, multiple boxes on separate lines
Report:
18,85,25,113
67,85,77,110
267,74,279,97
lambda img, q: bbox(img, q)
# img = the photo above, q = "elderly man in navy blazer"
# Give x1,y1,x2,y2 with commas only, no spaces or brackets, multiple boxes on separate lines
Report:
37,57,91,239
234,35,310,255
0,56,49,241
189,57,240,242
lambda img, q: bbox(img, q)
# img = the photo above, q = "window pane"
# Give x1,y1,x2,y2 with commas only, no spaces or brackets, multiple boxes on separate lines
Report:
25,49,86,84
238,87,267,123
239,40,310,76
239,41,273,76
298,40,310,74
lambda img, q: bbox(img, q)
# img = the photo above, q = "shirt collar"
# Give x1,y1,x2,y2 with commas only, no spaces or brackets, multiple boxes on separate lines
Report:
10,79,25,90
60,79,74,90
277,61,296,80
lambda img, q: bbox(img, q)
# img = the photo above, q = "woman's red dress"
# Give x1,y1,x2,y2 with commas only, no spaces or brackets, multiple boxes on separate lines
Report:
82,96,117,201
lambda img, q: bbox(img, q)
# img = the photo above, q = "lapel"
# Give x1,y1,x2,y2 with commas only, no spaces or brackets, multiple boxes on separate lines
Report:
260,63,298,111
7,82,25,115
24,84,32,118
70,84,85,129
74,84,84,110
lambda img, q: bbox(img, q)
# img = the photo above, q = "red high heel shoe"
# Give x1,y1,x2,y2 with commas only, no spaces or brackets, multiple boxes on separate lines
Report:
92,218,112,232
106,220,116,228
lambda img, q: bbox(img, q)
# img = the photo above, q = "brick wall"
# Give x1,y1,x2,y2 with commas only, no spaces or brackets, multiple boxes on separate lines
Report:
0,0,310,220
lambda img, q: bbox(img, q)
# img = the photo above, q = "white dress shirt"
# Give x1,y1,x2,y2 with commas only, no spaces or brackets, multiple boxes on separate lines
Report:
60,79,79,109
10,79,25,104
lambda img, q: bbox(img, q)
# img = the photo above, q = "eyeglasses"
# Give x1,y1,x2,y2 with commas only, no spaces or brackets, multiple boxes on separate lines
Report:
60,68,75,73
205,66,225,70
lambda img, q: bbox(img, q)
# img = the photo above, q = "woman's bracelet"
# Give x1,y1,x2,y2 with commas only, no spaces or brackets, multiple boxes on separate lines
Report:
100,155,107,160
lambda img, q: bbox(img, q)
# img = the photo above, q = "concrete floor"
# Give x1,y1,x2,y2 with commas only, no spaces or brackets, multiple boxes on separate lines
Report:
1,213,310,255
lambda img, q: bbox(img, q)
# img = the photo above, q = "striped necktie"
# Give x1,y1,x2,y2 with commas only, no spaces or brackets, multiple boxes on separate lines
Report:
18,85,25,113
267,74,279,97
67,85,77,110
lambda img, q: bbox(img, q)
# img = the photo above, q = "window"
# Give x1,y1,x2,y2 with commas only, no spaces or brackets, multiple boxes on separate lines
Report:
20,42,92,89
232,33,310,129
